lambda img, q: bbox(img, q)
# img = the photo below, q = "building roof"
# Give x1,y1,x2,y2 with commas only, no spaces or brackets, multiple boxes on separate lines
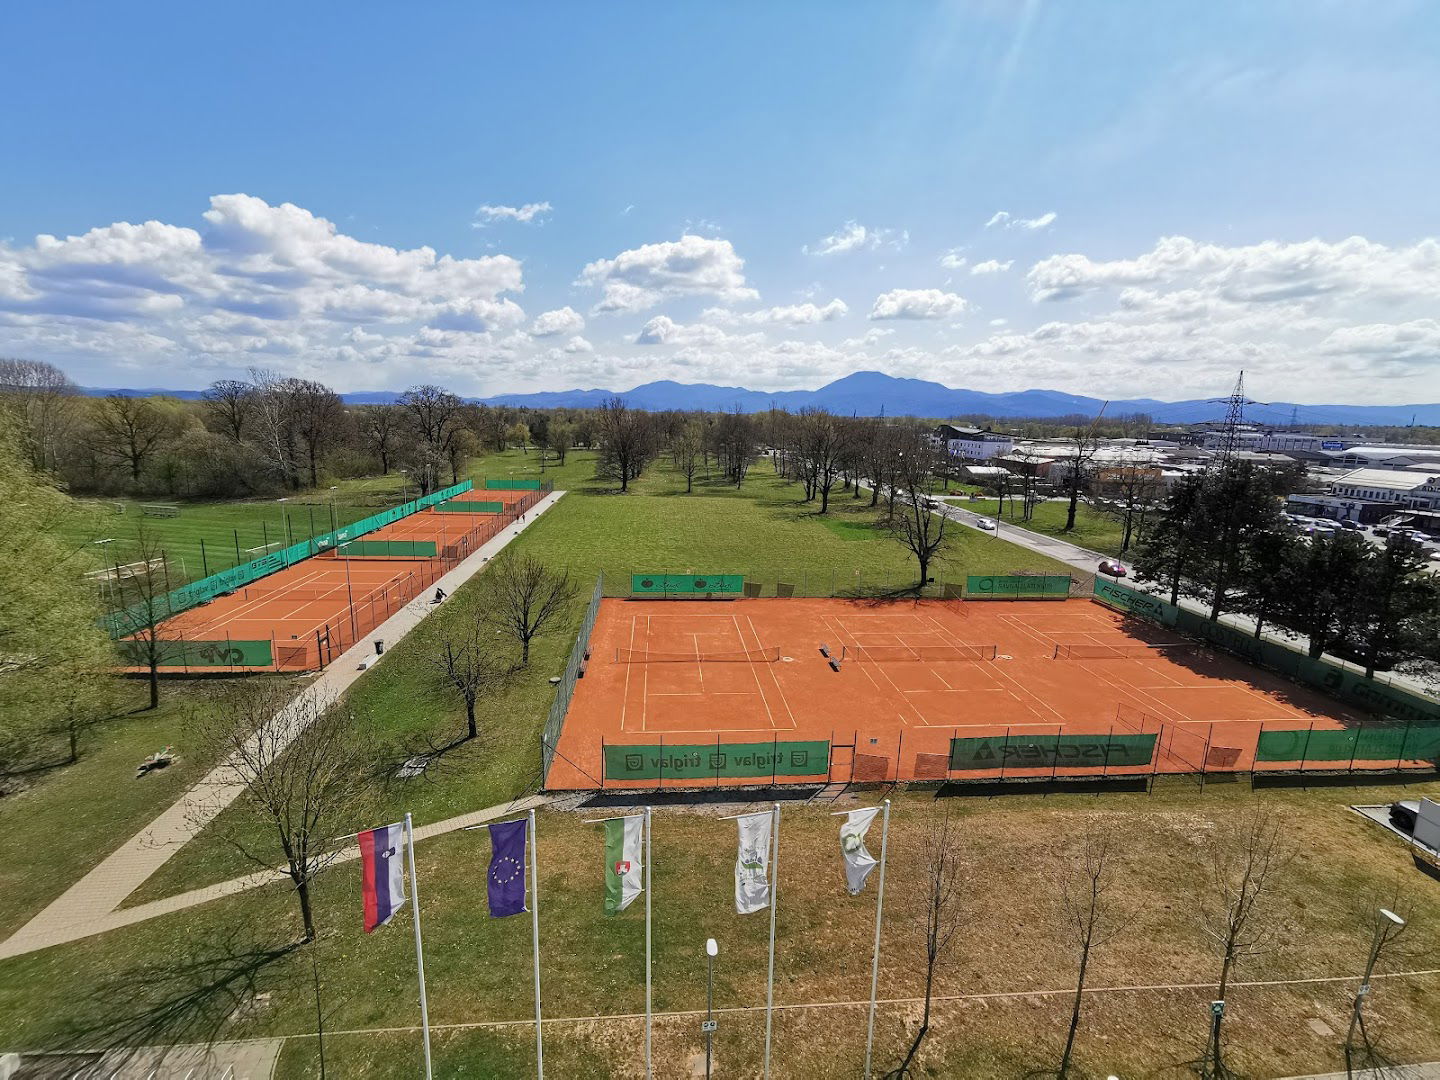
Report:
1333,468,1436,491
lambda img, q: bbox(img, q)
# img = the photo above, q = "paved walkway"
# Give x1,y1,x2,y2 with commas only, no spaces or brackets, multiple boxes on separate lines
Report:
0,493,564,960
936,502,1438,700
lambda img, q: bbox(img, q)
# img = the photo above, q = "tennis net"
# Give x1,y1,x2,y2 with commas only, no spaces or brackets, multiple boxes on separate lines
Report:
613,647,782,664
1052,642,1199,660
842,644,997,662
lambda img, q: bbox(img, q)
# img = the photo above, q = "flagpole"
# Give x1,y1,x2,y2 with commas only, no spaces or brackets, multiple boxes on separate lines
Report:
764,801,780,1080
404,813,433,1080
863,799,891,1080
644,805,654,1080
529,807,545,1079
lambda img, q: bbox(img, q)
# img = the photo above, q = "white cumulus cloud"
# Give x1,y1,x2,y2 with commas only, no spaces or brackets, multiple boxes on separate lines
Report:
869,288,969,320
970,259,1013,275
939,249,968,270
530,306,585,337
577,234,758,313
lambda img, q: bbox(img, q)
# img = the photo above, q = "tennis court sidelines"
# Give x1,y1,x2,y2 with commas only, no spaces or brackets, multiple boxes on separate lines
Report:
1052,642,1199,660
613,647,782,664
842,643,997,662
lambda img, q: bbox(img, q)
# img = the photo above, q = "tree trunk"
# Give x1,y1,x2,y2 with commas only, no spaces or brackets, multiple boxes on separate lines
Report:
521,637,531,665
466,698,478,740
148,658,160,710
1059,937,1091,1078
297,876,317,944
820,486,830,513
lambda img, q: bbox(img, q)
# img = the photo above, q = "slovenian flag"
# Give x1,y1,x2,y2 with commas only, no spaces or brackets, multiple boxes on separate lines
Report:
359,822,406,933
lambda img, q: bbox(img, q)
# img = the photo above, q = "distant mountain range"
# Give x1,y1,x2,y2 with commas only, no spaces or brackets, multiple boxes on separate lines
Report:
81,371,1440,426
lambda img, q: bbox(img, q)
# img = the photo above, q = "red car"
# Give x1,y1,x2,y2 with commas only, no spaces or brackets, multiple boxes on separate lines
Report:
1098,560,1128,577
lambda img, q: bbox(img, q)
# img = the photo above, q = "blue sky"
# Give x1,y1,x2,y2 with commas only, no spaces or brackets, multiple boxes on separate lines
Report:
2,1,1439,403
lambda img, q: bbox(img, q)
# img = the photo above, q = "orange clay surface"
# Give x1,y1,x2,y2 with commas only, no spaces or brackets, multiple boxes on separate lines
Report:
546,597,1374,789
140,505,521,670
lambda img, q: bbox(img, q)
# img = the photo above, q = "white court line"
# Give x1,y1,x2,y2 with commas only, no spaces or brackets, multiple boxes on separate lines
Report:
620,615,638,733
735,614,788,731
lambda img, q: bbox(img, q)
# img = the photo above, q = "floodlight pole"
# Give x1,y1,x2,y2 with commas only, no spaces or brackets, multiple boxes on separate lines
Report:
1347,907,1405,1051
863,799,892,1080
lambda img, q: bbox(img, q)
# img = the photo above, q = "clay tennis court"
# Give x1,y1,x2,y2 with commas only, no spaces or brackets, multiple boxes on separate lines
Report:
124,492,545,673
545,597,1394,790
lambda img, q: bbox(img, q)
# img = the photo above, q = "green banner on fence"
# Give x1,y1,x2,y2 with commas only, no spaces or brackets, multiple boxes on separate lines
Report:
965,574,1072,599
485,478,542,490
435,501,504,513
101,481,472,638
631,574,746,596
949,733,1157,770
1255,723,1440,763
1091,580,1440,723
334,540,437,557
116,638,273,667
604,740,829,781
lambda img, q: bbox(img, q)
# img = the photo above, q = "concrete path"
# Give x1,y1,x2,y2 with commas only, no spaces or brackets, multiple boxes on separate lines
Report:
0,493,564,960
0,793,548,960
936,501,1438,701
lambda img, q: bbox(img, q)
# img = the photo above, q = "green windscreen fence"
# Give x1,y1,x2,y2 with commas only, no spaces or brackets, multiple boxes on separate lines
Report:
604,740,829,781
965,575,1073,599
631,574,746,596
485,478,542,490
117,638,273,668
101,480,472,638
435,501,504,513
950,733,1157,770
1092,579,1440,724
1255,723,1440,763
333,540,437,557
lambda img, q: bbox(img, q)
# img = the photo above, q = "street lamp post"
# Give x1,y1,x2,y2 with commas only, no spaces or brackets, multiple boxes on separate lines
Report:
337,540,358,641
704,938,718,1079
1347,907,1405,1052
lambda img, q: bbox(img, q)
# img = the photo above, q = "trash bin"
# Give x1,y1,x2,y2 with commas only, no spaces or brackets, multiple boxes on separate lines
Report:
374,639,385,655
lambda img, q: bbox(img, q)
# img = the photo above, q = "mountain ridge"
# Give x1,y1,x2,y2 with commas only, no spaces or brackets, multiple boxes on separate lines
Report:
78,371,1440,426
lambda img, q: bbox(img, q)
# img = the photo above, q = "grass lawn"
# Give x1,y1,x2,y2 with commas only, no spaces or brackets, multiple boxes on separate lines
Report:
0,677,263,938
5,781,1440,1078
952,497,1136,557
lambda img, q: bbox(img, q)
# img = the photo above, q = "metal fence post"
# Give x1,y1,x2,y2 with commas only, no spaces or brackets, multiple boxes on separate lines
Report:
1298,722,1313,773
1397,719,1412,772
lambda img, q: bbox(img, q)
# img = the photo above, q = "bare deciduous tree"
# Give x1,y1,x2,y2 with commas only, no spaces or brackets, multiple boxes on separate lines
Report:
201,379,258,443
596,396,654,491
427,610,512,741
1054,825,1123,1078
0,357,79,473
670,418,704,493
887,429,948,587
191,683,372,943
111,528,190,709
1196,810,1292,1079
885,809,968,1079
483,553,579,665
88,394,178,483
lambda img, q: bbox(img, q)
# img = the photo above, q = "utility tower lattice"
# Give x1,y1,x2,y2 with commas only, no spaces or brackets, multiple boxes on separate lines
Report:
1210,371,1267,468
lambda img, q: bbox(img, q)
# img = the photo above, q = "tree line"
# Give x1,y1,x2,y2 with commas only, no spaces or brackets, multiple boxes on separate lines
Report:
1134,459,1440,678
0,359,591,499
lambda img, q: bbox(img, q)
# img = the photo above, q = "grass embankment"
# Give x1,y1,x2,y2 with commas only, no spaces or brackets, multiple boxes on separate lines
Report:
950,496,1134,557
4,782,1440,1078
0,678,264,938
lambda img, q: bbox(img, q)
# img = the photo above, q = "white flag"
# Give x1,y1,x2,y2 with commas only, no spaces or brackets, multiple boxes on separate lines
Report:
841,807,880,895
735,811,773,914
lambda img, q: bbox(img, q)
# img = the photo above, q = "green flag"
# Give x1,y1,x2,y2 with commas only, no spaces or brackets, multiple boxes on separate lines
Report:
604,815,644,915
